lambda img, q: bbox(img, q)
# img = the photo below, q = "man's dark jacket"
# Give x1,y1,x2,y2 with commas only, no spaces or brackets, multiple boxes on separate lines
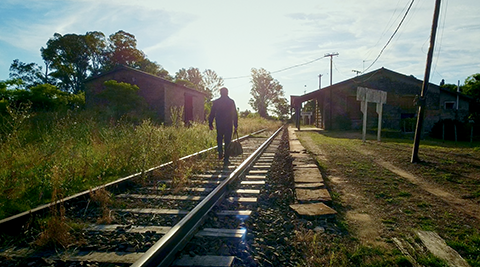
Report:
208,95,238,131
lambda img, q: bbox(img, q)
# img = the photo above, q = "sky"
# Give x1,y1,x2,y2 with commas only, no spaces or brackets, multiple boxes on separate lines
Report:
1,0,479,112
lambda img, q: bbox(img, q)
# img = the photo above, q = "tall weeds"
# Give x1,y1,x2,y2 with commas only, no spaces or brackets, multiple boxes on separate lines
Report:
0,109,279,220
35,165,74,249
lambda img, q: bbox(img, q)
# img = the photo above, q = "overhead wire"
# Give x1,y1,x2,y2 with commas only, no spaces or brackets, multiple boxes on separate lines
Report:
431,0,448,82
225,1,416,86
364,0,415,73
363,0,404,62
224,55,327,80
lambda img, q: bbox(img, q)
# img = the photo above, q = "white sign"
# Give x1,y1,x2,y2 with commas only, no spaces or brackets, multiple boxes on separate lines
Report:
357,87,388,142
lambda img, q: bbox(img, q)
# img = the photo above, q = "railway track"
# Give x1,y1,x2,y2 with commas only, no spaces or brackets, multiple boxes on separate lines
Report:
0,126,284,267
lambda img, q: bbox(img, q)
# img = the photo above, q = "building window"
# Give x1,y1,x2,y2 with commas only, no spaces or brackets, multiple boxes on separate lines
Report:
444,101,456,110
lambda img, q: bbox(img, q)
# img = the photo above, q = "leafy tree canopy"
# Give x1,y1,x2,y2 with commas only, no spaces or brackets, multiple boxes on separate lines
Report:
174,67,224,101
203,69,224,100
440,83,459,93
463,73,480,100
462,73,480,119
273,97,290,120
248,68,286,118
41,32,100,93
9,59,46,89
38,30,169,93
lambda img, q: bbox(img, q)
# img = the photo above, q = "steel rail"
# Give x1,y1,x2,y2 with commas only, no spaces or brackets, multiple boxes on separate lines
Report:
0,129,266,234
131,125,284,267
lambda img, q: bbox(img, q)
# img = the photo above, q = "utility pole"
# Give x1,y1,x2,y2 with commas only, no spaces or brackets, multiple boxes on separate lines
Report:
325,53,339,86
324,53,338,130
318,74,323,89
411,0,441,163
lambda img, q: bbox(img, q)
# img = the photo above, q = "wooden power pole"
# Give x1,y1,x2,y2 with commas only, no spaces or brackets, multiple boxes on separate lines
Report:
325,53,339,86
411,0,442,163
324,53,338,130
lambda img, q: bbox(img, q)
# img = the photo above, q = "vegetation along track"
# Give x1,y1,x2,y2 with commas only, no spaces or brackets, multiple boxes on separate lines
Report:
0,126,283,266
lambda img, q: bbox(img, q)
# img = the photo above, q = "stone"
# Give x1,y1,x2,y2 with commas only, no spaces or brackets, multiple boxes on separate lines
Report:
293,168,324,183
293,163,318,169
416,230,470,267
296,188,332,202
290,203,337,217
295,182,324,189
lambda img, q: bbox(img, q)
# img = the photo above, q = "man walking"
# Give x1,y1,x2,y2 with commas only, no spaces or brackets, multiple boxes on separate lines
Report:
208,87,238,165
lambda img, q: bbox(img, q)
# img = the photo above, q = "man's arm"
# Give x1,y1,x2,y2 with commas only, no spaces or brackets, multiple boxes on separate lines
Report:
208,102,216,130
233,101,238,131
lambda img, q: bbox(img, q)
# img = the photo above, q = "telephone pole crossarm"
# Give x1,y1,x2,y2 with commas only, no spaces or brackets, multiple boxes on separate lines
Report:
324,53,339,86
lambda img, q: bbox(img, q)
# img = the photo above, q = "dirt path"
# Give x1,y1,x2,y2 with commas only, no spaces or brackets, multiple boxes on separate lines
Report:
357,147,480,221
298,131,480,249
298,133,390,248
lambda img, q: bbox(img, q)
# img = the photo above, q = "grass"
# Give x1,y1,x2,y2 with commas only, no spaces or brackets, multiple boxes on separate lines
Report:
0,109,281,220
294,128,480,266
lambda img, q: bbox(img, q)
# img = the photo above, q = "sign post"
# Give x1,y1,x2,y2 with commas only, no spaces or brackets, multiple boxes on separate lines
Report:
356,87,387,142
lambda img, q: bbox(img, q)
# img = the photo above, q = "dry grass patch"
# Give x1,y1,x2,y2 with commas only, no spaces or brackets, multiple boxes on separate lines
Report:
89,187,113,224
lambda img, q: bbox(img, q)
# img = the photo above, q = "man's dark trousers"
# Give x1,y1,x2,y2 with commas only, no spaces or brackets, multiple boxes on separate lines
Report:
217,127,233,160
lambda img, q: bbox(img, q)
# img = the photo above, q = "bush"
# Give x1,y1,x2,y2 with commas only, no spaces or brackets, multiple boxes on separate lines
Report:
97,80,147,120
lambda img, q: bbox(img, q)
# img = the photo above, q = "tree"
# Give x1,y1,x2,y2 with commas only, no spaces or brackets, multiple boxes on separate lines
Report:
274,97,290,120
106,30,170,78
248,68,286,118
40,30,168,93
9,59,46,89
440,83,459,92
175,67,203,91
41,33,94,93
174,67,223,101
85,31,108,76
203,69,224,100
136,58,172,80
463,73,480,118
107,30,145,68
463,74,480,100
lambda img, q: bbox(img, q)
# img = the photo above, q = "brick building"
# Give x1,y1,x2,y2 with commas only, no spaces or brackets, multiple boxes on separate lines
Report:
85,65,206,125
291,67,471,133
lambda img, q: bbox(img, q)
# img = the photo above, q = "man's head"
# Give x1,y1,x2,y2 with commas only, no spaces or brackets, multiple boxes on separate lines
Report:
220,87,228,97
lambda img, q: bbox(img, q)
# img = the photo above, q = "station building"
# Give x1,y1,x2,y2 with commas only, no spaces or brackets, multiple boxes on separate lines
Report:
291,67,471,134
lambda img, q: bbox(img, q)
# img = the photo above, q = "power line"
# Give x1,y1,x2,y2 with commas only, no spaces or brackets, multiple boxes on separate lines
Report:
223,55,327,80
363,0,405,61
364,0,415,72
431,0,448,81
271,56,326,74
